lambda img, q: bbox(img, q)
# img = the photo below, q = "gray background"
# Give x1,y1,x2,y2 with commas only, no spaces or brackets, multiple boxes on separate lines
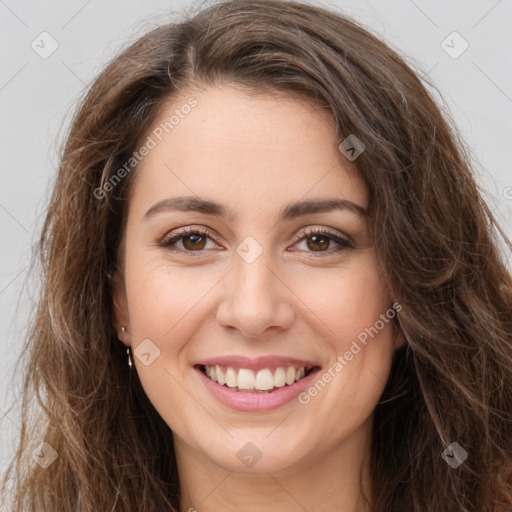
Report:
1,0,511,480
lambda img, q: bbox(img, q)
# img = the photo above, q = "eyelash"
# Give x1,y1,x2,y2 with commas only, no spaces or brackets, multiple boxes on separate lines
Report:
158,226,354,257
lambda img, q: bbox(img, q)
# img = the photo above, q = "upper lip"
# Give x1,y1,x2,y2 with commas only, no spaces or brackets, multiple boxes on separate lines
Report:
195,355,320,370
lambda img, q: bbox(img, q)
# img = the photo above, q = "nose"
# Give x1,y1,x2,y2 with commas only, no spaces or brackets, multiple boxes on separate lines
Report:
215,251,295,339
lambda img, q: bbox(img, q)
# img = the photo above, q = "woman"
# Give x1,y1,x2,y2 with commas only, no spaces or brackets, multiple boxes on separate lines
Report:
2,0,511,510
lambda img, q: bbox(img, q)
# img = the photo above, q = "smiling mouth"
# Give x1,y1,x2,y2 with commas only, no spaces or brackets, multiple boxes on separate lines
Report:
198,364,316,393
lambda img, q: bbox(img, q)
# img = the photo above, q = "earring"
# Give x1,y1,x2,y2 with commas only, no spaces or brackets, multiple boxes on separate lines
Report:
121,326,127,333
127,347,133,368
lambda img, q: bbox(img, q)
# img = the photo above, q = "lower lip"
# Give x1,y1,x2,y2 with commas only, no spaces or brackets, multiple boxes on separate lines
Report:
195,366,321,412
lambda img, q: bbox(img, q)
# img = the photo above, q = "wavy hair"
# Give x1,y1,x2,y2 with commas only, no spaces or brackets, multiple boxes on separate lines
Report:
2,1,512,510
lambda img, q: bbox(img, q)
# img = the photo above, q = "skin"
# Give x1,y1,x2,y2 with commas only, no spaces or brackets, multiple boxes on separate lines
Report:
112,84,403,512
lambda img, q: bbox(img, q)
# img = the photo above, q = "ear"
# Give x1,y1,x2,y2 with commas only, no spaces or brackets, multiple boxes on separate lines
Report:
111,270,131,347
393,329,406,349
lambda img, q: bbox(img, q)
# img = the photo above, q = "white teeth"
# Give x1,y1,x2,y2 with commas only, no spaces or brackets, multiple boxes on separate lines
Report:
237,368,255,390
225,367,237,388
203,364,312,392
297,367,305,381
274,367,286,387
255,369,274,390
285,367,296,385
215,365,225,385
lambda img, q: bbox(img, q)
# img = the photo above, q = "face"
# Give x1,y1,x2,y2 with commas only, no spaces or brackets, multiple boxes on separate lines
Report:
113,84,402,476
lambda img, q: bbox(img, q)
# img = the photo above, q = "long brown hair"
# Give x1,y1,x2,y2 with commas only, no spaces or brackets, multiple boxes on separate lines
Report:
2,1,511,510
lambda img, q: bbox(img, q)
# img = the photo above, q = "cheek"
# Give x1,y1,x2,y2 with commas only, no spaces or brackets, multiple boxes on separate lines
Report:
122,260,215,435
292,251,392,353
124,257,217,345
292,252,395,417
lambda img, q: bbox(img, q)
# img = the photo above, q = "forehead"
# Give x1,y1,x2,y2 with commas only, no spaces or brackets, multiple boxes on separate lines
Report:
128,84,367,220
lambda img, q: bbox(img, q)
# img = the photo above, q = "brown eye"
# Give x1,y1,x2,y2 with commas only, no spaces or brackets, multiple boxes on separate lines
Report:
306,233,330,251
290,227,354,257
182,233,207,250
158,227,215,253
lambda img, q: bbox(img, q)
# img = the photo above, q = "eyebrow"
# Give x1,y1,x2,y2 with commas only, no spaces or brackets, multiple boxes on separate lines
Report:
143,195,366,222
